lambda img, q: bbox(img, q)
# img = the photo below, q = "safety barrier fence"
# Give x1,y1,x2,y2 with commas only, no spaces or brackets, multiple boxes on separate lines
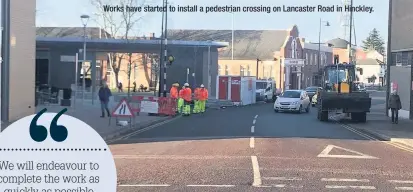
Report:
113,96,177,117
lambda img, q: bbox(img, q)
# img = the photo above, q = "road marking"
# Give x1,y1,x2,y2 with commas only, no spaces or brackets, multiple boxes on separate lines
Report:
321,178,370,182
262,177,302,181
389,180,413,184
113,155,251,159
187,185,235,187
251,126,255,133
118,184,170,187
338,123,413,154
395,187,413,190
317,145,379,159
250,137,255,148
253,119,256,124
254,115,258,118
325,185,376,189
257,184,303,188
251,156,262,186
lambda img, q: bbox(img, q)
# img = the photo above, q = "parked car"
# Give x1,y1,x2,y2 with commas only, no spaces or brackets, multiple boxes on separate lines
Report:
274,90,311,113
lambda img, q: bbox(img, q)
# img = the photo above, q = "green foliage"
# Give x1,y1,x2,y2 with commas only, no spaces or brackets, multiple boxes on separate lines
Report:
362,28,385,55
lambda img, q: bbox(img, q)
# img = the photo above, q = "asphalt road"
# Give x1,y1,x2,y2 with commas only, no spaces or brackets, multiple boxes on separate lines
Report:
110,94,413,191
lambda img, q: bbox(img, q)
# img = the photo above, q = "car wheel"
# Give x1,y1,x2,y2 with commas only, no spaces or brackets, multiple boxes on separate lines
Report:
274,109,279,113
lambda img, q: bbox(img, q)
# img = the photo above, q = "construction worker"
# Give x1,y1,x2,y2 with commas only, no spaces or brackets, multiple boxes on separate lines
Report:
198,84,208,113
178,85,185,113
170,83,179,113
182,83,192,115
193,85,201,114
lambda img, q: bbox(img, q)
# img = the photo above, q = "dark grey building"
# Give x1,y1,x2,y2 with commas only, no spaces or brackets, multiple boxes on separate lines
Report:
389,0,413,119
35,27,227,97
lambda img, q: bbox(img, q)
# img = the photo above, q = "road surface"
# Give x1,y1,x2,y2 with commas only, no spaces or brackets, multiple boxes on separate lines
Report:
110,96,413,191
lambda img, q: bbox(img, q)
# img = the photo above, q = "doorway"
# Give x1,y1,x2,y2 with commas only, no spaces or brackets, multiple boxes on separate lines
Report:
35,59,49,88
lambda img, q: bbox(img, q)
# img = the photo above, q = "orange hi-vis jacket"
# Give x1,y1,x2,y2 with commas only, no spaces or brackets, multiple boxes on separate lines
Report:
198,88,209,101
194,88,201,100
170,87,178,99
178,89,184,98
182,87,192,102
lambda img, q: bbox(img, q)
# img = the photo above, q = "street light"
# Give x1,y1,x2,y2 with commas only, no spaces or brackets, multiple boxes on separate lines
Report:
318,19,329,86
80,14,89,103
229,12,234,60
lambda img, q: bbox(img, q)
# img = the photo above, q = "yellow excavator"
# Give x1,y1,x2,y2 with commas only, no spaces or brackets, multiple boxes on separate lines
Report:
316,63,371,122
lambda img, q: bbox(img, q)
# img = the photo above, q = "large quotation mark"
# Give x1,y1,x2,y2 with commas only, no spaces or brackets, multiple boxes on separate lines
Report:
29,108,68,142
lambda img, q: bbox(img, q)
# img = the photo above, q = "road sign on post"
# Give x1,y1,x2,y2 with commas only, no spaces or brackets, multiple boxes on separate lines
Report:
112,99,134,117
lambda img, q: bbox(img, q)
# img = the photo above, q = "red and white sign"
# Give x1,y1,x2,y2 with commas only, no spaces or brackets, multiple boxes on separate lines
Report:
112,99,134,117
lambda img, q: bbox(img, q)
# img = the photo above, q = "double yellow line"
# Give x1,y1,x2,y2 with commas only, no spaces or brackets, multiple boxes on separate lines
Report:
334,120,413,154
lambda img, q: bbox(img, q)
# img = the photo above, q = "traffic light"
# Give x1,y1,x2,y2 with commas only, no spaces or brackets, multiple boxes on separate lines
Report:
167,55,175,65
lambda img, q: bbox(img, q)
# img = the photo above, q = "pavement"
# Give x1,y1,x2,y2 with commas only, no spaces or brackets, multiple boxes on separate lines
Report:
32,100,170,141
110,93,413,191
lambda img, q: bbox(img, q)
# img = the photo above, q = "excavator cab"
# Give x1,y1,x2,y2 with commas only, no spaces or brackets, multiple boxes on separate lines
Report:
322,64,357,93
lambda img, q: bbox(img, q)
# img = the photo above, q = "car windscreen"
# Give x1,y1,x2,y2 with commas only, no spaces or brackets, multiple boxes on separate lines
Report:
280,91,301,98
256,82,267,89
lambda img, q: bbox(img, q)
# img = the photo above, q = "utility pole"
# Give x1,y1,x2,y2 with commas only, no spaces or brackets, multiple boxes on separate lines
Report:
158,0,165,97
348,0,354,63
163,0,168,97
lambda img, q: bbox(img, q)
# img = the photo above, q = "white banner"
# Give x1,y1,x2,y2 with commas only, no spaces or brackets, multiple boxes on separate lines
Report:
283,58,305,66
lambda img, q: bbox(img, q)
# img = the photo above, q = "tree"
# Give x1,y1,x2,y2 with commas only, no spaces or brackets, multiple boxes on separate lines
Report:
90,0,147,91
362,28,385,55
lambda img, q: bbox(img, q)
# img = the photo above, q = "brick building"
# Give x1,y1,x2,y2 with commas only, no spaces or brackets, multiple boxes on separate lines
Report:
300,39,333,87
168,25,312,90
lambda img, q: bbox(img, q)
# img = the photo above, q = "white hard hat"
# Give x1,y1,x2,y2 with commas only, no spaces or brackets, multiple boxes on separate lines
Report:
184,83,189,86
200,84,204,88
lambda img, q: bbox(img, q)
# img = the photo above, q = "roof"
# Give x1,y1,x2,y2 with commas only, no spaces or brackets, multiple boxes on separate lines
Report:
167,29,289,60
36,37,229,51
36,27,110,39
326,38,350,49
355,58,384,65
302,42,333,52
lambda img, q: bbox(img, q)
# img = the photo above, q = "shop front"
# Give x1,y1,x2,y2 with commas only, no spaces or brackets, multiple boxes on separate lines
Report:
283,58,305,90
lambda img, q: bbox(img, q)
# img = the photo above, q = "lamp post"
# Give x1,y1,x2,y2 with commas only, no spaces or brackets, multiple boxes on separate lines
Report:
318,19,329,86
80,14,89,103
318,19,330,71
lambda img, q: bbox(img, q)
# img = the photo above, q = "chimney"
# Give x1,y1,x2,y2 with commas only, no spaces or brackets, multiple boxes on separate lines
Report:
149,33,155,39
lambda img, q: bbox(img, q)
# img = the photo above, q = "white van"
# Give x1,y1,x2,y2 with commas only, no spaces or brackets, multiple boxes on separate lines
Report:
256,79,280,102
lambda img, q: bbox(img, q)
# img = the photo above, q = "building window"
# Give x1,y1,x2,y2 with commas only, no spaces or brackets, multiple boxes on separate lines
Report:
291,38,297,59
334,55,339,64
247,65,251,76
225,65,229,75
305,53,308,65
218,65,222,75
310,53,313,65
240,66,245,76
402,52,409,66
269,66,273,78
315,54,318,66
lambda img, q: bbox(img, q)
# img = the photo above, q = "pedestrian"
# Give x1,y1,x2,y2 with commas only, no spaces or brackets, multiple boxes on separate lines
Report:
132,81,137,92
182,83,192,116
198,84,208,113
118,81,123,92
178,86,185,113
193,85,201,114
388,90,402,124
170,83,179,113
98,82,112,118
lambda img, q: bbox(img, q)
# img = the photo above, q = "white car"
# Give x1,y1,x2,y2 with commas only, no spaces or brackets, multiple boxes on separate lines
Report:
274,90,311,113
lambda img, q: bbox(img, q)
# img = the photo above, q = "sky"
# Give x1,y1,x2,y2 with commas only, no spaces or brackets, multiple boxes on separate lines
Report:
36,0,389,46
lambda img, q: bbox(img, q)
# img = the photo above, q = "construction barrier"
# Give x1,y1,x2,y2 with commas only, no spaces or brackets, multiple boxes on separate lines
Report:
128,96,177,116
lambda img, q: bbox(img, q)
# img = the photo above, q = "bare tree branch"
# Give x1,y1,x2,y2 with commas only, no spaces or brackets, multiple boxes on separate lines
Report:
90,0,149,89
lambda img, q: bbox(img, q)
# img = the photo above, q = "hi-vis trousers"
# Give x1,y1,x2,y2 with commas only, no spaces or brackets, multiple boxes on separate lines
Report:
177,98,184,113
